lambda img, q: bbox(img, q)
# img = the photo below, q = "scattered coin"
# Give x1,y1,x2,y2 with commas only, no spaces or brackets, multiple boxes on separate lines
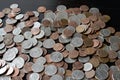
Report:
72,70,84,79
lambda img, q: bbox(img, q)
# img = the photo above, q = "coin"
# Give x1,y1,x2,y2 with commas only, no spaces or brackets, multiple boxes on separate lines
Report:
53,43,64,51
70,37,83,47
85,70,95,78
72,70,84,79
43,39,55,49
50,52,63,62
37,6,46,13
31,63,44,72
50,74,63,80
6,66,14,75
83,62,93,71
10,3,18,9
29,47,43,58
29,73,40,80
13,35,24,43
45,64,57,76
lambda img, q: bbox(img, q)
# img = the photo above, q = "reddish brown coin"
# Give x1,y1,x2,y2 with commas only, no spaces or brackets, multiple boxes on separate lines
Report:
24,62,33,73
89,56,100,68
53,43,64,51
12,67,20,77
0,12,5,18
80,5,89,12
62,50,69,58
69,50,79,58
92,39,100,47
72,61,83,70
37,6,46,13
50,32,59,40
31,28,40,35
85,70,95,78
85,47,96,55
4,25,14,33
96,49,108,58
107,27,115,34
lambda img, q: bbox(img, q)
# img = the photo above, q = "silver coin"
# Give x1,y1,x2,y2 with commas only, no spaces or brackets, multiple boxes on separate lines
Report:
78,56,90,63
56,11,68,20
0,42,5,50
44,11,56,20
0,19,2,24
65,44,75,51
113,71,120,80
58,67,65,75
89,7,100,14
109,36,120,43
0,59,6,67
43,39,55,49
10,3,18,9
50,52,63,62
24,31,32,39
65,76,74,80
6,18,17,24
35,57,46,65
7,63,16,68
44,27,51,37
45,64,57,76
117,50,120,59
0,75,11,80
0,35,3,42
64,57,76,63
110,43,119,51
29,38,38,46
36,41,43,47
34,30,45,39
29,73,40,80
110,66,119,72
6,66,14,75
32,63,44,72
100,29,111,37
98,35,104,42
97,64,109,71
2,47,18,61
0,47,6,54
77,13,86,21
59,35,71,43
12,57,24,69
58,28,64,34
72,70,84,80
12,27,21,35
0,28,6,35
83,62,93,71
70,37,83,47
95,68,108,80
50,74,63,80
15,14,24,20
16,22,25,29
33,11,39,17
33,22,41,28
21,40,33,49
57,5,67,11
69,15,80,25
30,47,43,58
13,35,24,43
0,65,8,75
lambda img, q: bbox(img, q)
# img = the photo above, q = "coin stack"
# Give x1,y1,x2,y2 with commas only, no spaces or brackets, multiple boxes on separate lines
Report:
0,3,120,80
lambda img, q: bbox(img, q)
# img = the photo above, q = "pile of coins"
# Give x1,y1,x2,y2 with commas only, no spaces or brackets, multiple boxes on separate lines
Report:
0,3,120,80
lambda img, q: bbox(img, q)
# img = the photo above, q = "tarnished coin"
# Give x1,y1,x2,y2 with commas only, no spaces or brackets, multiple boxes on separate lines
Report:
37,6,46,13
50,74,63,80
50,52,63,62
45,64,57,76
72,70,84,80
29,47,43,58
29,73,40,80
43,39,55,49
12,57,24,69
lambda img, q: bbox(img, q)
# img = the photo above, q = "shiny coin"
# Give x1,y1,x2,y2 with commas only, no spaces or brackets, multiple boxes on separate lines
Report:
0,65,9,75
72,70,84,80
21,40,32,49
29,47,43,58
50,52,63,62
6,66,14,75
12,57,24,69
29,73,40,80
6,18,17,24
45,64,57,76
43,39,55,49
10,3,18,9
33,22,41,28
50,74,63,80
70,37,83,47
83,62,93,71
34,30,44,39
23,31,32,39
12,27,21,35
15,14,24,20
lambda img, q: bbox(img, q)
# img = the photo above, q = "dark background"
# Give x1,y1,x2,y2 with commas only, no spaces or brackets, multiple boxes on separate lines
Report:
0,0,120,31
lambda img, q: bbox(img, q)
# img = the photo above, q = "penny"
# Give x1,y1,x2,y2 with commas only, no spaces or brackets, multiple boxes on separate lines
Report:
72,61,83,70
45,64,57,76
50,32,59,40
0,12,5,18
80,5,89,12
72,70,84,80
107,27,115,34
68,50,79,58
86,47,96,55
89,56,100,68
92,39,100,47
85,70,95,78
2,8,11,14
50,52,63,62
29,73,40,80
37,6,46,13
50,74,63,80
53,43,64,51
31,27,40,35
97,49,108,57
12,57,24,69
30,47,43,58
4,25,14,33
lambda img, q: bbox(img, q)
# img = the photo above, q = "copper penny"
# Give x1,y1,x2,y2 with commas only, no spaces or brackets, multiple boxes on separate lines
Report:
0,12,5,18
92,39,100,47
24,62,33,73
53,43,64,51
12,8,21,13
62,50,69,58
37,6,46,13
107,27,115,34
96,49,108,58
50,32,59,40
80,5,89,12
85,70,95,78
31,27,40,35
72,61,83,70
86,47,96,55
69,50,79,58
89,56,100,68
12,67,20,77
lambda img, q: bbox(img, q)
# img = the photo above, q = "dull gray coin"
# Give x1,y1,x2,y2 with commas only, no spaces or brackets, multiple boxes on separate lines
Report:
78,56,90,63
64,57,76,63
12,27,21,35
0,35,3,42
6,18,17,25
12,57,24,69
31,63,44,73
0,42,5,50
13,35,24,43
100,29,111,37
113,71,120,80
70,37,83,47
65,44,75,51
0,47,6,54
24,31,32,39
43,39,55,49
35,57,46,64
50,52,63,62
72,70,84,80
97,64,109,71
45,64,57,76
0,75,11,80
29,38,38,46
57,5,67,11
29,47,43,58
21,40,33,49
109,36,120,44
50,74,63,80
29,73,40,80
95,68,108,80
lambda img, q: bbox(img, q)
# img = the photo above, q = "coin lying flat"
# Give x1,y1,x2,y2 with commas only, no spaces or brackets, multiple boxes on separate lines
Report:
50,74,63,80
43,39,55,49
31,63,44,73
72,70,84,79
70,37,83,47
50,52,63,62
29,73,40,80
